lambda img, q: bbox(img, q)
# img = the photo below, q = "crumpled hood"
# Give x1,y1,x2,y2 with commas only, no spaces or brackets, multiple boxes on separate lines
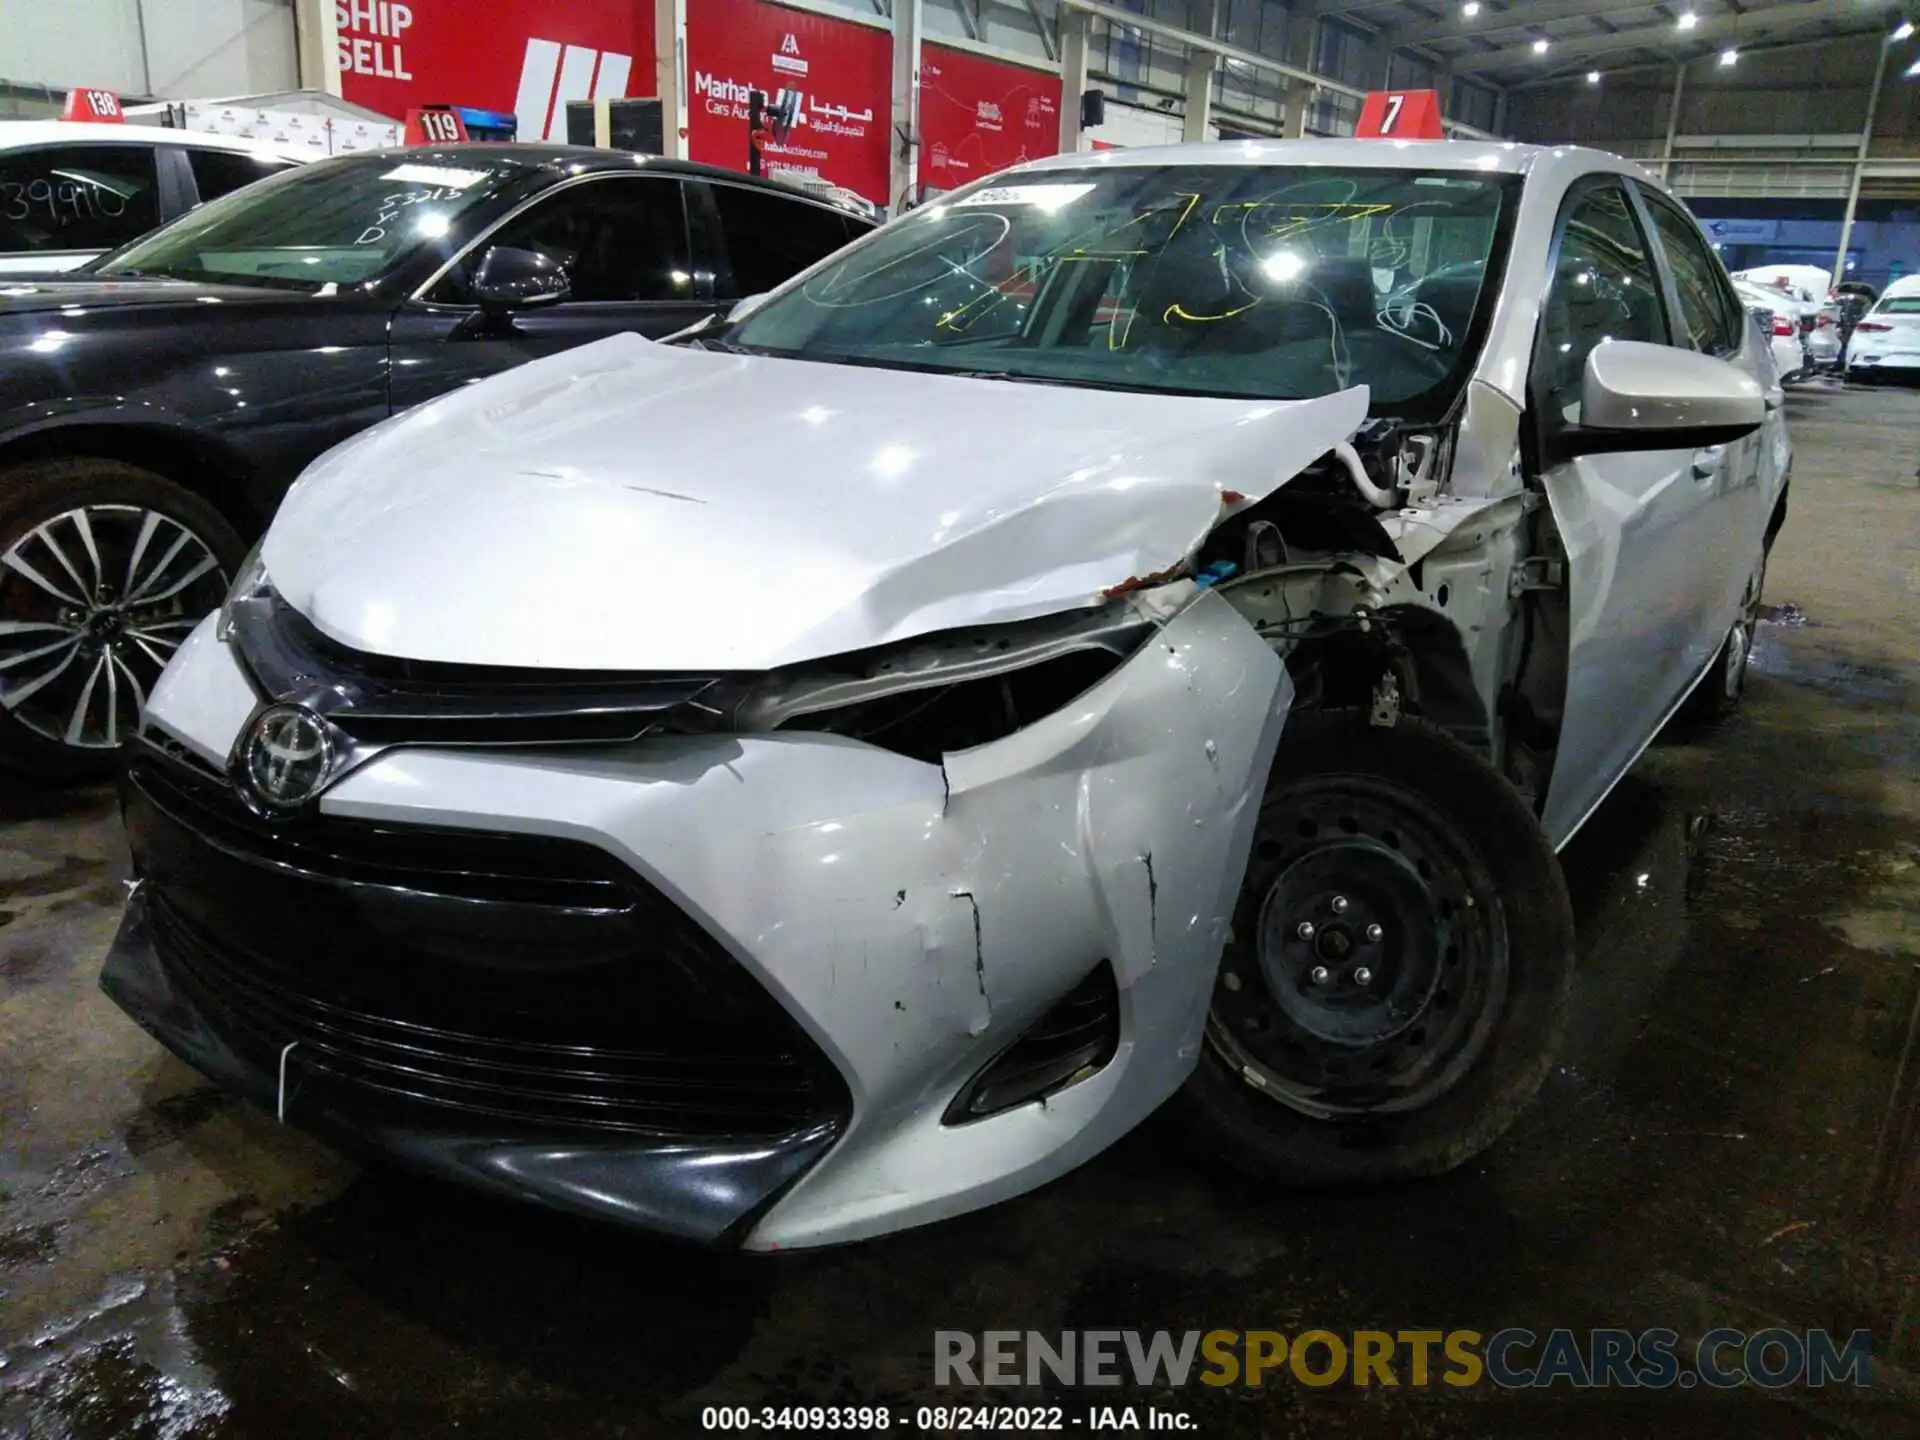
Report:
265,334,1368,671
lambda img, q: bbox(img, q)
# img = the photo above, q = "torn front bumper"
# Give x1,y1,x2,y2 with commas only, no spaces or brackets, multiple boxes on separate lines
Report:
101,893,839,1244
110,591,1289,1249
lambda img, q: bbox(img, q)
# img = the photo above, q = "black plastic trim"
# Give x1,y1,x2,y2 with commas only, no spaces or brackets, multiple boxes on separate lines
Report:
944,963,1120,1125
101,894,838,1245
227,590,728,746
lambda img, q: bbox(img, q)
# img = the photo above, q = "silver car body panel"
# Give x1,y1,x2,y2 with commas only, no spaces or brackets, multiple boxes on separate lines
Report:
143,593,1290,1249
266,334,1368,672
122,136,1791,1245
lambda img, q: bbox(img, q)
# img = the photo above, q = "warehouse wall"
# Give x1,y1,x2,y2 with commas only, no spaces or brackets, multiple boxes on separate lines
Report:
0,0,297,98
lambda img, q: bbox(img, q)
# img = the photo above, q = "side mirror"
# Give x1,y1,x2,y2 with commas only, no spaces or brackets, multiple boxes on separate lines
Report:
470,245,570,311
727,292,769,323
1555,340,1765,461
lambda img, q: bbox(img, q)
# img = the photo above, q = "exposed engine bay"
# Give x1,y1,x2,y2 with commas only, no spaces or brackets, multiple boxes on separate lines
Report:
710,395,1571,827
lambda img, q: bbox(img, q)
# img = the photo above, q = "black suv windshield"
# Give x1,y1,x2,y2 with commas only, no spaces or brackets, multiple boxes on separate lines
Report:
94,152,534,290
730,164,1517,413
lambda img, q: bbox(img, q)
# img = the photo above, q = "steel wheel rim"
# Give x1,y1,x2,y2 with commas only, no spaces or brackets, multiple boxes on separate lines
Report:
0,504,228,750
1208,774,1510,1120
1723,620,1751,700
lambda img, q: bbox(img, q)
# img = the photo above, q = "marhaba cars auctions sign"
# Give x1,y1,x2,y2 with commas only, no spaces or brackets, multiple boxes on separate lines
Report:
686,0,893,204
335,0,900,205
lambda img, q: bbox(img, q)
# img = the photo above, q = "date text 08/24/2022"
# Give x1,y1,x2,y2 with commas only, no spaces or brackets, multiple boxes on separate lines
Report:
701,1405,1193,1431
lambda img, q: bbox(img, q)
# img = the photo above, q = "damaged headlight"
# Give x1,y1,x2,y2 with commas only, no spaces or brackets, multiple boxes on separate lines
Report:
214,542,270,643
730,604,1162,763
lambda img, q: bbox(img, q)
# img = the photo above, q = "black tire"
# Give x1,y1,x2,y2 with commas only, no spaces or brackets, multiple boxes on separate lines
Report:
1675,551,1765,731
1178,710,1575,1186
0,458,245,780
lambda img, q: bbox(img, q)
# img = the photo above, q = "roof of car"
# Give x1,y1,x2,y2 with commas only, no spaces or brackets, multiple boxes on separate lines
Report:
343,142,879,216
1019,136,1563,177
0,119,310,161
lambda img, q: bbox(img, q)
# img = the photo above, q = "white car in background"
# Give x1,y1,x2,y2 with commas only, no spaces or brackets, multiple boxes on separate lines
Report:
0,121,307,273
1732,268,1841,370
1844,290,1920,383
1733,277,1811,382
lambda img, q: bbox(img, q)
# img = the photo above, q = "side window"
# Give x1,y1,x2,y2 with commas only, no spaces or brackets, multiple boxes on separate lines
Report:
437,177,694,304
710,185,858,298
186,148,297,205
1539,181,1667,415
0,144,161,255
1637,188,1743,356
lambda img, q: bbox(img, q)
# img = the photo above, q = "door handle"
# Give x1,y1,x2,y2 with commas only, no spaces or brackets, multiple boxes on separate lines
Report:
1692,444,1727,480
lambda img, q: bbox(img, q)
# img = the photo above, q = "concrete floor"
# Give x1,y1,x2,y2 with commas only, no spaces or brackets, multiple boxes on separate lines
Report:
3,384,1920,1439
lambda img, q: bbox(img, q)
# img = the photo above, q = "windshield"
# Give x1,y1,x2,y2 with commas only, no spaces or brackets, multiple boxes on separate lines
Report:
728,164,1516,413
93,153,533,290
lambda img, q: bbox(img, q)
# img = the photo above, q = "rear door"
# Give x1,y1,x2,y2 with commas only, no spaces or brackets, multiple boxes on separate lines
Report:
1634,181,1778,631
0,142,164,273
177,145,300,207
1530,177,1728,845
385,172,714,410
697,179,868,305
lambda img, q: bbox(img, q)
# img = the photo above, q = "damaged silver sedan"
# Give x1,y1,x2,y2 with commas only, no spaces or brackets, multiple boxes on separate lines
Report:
103,138,1788,1249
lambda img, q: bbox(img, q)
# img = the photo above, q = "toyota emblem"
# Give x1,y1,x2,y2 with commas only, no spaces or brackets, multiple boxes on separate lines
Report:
237,703,334,813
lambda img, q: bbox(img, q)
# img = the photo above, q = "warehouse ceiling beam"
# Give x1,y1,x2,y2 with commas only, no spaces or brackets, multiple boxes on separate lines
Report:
1448,0,1898,74
1389,0,1715,47
1025,0,1058,60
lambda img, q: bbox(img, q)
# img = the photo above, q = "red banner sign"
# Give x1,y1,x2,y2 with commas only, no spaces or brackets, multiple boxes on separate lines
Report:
336,1,652,141
920,45,1059,195
686,0,891,205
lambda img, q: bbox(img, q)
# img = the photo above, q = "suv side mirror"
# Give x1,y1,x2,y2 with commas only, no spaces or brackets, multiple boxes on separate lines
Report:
470,245,570,311
1553,340,1765,461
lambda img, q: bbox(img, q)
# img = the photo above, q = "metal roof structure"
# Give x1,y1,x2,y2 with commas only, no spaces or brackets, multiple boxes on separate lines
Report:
1313,0,1910,87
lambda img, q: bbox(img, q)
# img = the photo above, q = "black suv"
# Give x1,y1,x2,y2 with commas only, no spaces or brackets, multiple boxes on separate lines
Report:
0,145,872,774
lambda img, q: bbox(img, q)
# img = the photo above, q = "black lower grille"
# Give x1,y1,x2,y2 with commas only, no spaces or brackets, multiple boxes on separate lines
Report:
945,963,1120,1124
126,751,848,1140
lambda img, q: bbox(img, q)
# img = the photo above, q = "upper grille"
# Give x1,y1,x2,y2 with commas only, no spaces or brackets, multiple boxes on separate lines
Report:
226,592,730,745
126,750,849,1140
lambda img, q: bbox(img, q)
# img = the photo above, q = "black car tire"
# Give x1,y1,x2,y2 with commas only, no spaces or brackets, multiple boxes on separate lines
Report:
1178,710,1574,1187
1674,553,1766,732
0,458,244,779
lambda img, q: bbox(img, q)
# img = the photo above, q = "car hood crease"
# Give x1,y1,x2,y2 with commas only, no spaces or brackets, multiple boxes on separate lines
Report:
264,333,1369,672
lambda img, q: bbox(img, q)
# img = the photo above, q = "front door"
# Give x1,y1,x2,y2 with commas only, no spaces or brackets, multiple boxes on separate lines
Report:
1532,178,1730,845
386,173,719,412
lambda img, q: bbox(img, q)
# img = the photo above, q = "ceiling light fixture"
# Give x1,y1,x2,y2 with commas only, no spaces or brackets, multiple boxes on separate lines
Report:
1587,70,1602,83
1720,48,1738,66
1908,57,1920,76
1463,1,1481,16
1895,21,1916,41
1678,11,1700,30
1532,37,1550,54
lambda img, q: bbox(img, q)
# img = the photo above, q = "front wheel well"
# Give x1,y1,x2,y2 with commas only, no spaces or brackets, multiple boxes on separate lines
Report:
1764,481,1790,555
0,424,261,535
1285,607,1491,758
